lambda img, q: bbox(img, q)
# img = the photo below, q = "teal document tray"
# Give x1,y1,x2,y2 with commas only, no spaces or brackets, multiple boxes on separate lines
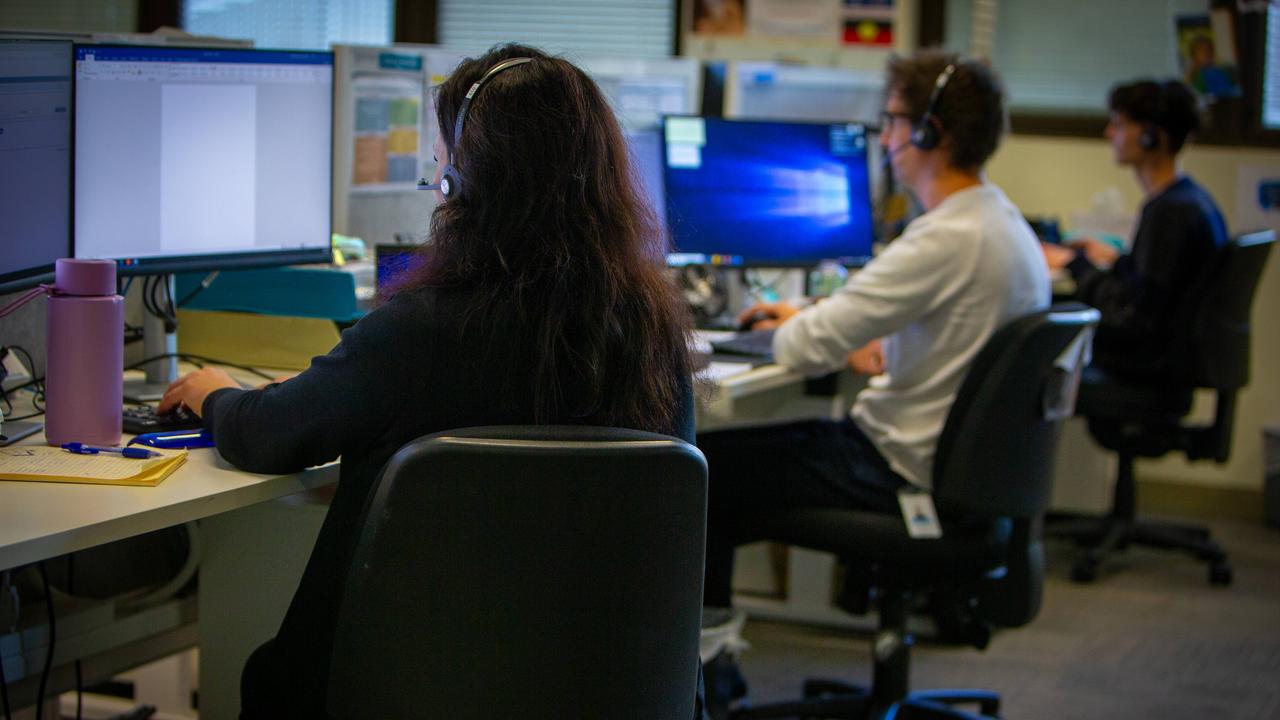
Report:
175,267,362,323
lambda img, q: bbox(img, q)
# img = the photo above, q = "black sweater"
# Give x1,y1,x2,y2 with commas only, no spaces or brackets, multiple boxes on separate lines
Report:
202,285,695,713
1067,176,1227,381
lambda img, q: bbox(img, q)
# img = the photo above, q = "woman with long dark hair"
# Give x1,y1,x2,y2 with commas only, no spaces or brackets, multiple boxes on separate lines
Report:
160,44,695,717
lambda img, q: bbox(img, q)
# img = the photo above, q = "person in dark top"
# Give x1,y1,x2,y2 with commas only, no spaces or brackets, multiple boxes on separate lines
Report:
159,44,695,719
1044,79,1228,381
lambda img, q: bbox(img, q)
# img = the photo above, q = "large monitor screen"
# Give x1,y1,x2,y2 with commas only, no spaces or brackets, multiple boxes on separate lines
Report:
74,45,334,274
662,117,874,267
1,39,72,294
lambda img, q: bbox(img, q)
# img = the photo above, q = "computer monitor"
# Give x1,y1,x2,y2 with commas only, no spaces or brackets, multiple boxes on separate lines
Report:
725,61,884,126
626,127,666,220
374,243,423,291
0,39,73,295
662,116,875,267
73,44,334,275
577,57,702,130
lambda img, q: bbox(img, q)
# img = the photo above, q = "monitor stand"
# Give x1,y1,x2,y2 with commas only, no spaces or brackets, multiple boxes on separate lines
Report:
124,276,179,403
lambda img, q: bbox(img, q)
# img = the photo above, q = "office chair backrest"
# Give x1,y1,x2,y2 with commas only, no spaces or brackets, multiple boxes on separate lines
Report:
933,305,1100,520
327,425,708,720
1182,230,1274,392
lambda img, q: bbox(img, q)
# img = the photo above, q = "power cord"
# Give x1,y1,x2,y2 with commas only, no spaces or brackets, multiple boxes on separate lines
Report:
1,346,45,419
34,562,55,720
1,570,14,720
68,555,81,720
742,268,789,304
175,271,219,308
125,353,278,382
141,275,178,334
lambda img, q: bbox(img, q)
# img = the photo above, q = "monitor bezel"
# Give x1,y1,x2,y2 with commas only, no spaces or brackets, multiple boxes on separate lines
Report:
660,114,875,270
70,42,336,277
0,38,74,295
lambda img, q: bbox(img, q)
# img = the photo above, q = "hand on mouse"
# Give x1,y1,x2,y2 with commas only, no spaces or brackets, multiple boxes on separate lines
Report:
158,367,240,417
736,301,801,331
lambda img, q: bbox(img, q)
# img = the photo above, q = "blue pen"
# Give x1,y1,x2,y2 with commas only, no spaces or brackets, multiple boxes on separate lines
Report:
61,442,160,459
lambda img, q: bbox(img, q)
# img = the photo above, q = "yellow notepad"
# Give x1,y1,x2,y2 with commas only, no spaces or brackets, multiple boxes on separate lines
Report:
0,446,188,487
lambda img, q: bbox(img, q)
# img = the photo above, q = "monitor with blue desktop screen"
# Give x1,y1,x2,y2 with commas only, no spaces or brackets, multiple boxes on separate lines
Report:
374,243,423,290
0,39,72,294
73,45,334,274
662,116,874,267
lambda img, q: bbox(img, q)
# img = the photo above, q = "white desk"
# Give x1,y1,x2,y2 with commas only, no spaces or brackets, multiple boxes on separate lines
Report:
0,361,848,716
0,431,338,715
0,444,337,573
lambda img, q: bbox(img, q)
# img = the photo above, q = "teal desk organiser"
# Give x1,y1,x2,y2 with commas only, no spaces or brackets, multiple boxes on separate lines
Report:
175,266,363,323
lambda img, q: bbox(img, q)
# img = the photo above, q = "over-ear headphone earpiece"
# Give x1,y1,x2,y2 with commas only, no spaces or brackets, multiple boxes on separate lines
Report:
1137,81,1173,153
437,164,462,198
419,56,532,199
911,62,957,151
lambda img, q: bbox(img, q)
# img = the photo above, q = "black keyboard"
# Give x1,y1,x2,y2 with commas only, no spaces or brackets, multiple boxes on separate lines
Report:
122,405,203,435
710,329,777,359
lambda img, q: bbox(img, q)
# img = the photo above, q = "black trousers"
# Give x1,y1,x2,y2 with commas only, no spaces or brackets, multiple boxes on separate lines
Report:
697,417,909,607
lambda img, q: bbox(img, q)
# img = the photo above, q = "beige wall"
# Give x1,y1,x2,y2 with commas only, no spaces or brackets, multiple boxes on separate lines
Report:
988,135,1280,490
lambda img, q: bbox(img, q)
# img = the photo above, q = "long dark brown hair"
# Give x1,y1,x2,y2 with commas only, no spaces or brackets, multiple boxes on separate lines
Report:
396,44,692,433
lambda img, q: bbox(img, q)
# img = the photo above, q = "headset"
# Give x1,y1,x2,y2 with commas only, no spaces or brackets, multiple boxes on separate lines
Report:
418,56,532,199
1137,81,1171,152
910,62,958,151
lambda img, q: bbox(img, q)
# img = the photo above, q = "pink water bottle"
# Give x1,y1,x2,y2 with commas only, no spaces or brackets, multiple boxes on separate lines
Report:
44,259,124,446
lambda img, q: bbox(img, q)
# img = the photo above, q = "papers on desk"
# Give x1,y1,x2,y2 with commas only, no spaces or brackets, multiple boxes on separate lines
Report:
697,361,756,384
0,446,187,487
692,330,743,359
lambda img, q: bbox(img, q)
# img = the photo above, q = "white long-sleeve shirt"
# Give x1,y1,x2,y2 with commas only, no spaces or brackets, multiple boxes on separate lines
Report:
774,182,1050,489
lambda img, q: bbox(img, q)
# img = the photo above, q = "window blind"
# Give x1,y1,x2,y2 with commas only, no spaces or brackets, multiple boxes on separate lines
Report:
437,0,675,59
946,0,1210,113
183,0,393,50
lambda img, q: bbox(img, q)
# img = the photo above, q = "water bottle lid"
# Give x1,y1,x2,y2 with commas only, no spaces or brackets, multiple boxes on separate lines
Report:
55,258,117,296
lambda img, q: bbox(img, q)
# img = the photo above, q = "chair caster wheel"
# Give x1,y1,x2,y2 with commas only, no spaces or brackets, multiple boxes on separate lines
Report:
1209,561,1233,587
1071,559,1098,583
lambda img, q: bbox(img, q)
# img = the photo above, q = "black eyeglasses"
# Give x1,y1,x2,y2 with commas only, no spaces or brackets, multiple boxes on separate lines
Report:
879,111,915,132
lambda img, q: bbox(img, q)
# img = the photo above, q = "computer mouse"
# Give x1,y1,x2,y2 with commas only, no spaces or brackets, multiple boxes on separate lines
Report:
738,311,773,332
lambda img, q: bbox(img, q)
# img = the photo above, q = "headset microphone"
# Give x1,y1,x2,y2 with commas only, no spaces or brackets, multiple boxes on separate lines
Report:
882,141,913,165
418,56,532,199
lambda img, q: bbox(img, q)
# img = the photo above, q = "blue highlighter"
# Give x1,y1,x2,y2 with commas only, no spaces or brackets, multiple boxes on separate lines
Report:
129,428,216,449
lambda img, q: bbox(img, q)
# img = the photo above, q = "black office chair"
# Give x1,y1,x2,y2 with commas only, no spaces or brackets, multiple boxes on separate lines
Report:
723,305,1099,720
1056,230,1274,586
325,426,708,720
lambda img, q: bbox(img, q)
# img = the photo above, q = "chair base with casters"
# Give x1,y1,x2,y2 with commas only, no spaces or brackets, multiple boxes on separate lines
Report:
1052,230,1274,587
1050,370,1233,586
726,587,1003,719
719,510,1035,720
705,305,1099,720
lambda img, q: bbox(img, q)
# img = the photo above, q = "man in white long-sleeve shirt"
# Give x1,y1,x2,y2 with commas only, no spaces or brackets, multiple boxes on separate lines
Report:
699,51,1050,610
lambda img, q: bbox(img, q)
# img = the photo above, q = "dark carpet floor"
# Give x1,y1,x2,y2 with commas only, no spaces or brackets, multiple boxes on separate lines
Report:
735,517,1280,719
